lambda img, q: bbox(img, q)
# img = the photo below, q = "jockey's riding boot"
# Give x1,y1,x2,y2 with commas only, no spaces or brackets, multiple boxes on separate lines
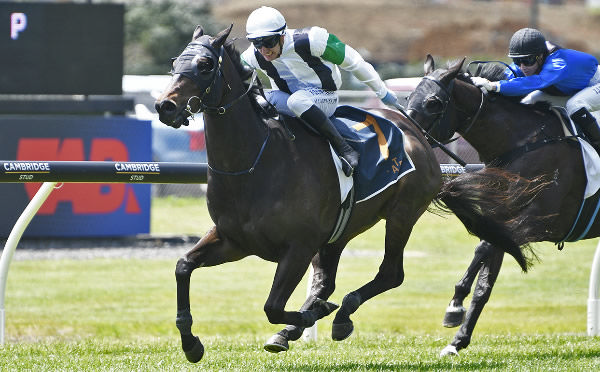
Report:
571,107,600,153
300,105,359,177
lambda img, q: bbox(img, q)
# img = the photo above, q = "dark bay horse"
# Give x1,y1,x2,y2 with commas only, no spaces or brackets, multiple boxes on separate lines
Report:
154,25,443,363
406,55,598,355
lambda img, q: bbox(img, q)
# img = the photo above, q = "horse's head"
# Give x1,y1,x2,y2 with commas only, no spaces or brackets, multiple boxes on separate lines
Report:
155,25,233,128
406,55,466,143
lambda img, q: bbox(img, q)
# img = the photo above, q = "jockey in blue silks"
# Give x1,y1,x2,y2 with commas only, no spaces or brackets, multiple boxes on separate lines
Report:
472,28,600,151
240,6,399,177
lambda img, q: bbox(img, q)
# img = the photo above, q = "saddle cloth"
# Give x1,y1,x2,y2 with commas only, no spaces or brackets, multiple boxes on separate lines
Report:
331,105,415,203
553,107,600,242
554,107,600,199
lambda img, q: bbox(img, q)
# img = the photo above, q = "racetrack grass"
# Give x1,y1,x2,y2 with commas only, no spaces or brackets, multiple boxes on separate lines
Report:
2,197,600,370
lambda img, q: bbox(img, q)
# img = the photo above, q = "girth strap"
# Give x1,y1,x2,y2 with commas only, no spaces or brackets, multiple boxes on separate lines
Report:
491,136,576,167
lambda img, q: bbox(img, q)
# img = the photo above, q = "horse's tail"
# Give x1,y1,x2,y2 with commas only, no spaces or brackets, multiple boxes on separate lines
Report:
435,167,553,272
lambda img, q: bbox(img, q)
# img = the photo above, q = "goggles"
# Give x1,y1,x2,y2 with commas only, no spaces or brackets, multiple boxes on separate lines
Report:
512,55,538,67
249,34,280,49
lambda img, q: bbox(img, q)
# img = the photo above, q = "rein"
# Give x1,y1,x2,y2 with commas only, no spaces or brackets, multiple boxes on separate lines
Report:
447,75,575,166
395,100,467,166
185,53,257,118
174,39,269,176
455,77,488,136
185,67,259,116
433,71,577,166
398,75,468,165
405,72,490,166
207,126,271,176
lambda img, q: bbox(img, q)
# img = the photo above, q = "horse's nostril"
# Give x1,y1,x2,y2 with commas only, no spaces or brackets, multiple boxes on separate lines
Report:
155,100,176,115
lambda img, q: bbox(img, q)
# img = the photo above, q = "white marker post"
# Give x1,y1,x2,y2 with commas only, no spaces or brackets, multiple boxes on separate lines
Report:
302,266,317,341
587,240,600,336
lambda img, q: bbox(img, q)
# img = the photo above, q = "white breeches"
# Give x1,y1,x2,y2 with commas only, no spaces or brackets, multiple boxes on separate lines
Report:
265,88,339,118
521,66,600,117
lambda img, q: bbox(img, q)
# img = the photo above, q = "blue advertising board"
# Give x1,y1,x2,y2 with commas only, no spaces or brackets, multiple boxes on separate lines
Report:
0,116,151,237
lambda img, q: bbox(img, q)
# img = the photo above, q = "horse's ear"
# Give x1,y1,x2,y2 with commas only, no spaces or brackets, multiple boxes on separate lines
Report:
424,54,435,75
212,24,234,49
193,25,204,41
449,57,466,75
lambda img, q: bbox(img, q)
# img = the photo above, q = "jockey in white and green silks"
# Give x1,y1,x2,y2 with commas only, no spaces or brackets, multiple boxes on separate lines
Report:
241,6,399,177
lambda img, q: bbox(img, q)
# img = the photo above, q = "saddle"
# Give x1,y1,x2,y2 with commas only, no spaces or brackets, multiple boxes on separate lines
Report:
270,105,417,243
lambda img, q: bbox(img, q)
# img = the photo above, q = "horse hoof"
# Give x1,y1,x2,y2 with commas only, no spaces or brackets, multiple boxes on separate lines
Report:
183,336,205,363
264,334,289,353
440,344,459,357
442,305,466,328
331,321,354,341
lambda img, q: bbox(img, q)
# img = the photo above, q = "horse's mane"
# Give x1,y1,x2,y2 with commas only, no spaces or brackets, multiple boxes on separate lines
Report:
453,60,553,112
449,60,506,84
223,39,274,117
224,40,250,80
473,63,507,82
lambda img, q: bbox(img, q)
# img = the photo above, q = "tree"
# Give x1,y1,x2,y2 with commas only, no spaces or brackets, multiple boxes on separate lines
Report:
124,0,224,75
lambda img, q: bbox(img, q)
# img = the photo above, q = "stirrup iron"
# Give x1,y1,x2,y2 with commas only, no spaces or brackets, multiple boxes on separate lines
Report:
339,156,354,177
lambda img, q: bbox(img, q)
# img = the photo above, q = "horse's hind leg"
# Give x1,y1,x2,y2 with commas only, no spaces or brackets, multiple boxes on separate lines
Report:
443,240,492,327
265,244,345,352
175,226,248,363
441,245,504,356
332,217,412,341
262,243,339,329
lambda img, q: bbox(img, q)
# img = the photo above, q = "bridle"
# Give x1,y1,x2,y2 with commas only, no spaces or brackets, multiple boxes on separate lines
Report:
411,73,487,143
419,75,455,134
170,37,268,176
171,38,258,117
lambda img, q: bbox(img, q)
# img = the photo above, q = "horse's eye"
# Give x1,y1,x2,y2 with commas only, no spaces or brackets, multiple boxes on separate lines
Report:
199,60,214,72
192,55,214,74
424,96,444,115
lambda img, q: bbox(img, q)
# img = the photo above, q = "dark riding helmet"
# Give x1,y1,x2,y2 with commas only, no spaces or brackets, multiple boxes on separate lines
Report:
508,28,547,58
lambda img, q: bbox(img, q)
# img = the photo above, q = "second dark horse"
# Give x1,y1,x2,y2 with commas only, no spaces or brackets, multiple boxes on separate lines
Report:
406,55,598,356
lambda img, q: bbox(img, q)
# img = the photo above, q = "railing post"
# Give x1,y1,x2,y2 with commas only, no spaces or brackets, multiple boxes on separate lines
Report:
588,239,600,336
0,182,56,345
302,265,317,342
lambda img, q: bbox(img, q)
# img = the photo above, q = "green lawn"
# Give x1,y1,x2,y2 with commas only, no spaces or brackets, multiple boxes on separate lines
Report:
1,197,599,370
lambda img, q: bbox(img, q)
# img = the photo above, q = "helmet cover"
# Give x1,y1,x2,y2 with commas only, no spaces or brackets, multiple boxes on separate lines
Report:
508,28,547,58
246,6,286,39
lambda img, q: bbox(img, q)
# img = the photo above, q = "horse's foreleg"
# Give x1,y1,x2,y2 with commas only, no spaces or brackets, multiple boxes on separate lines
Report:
441,245,504,356
332,218,411,341
444,240,493,328
265,245,344,352
175,226,247,363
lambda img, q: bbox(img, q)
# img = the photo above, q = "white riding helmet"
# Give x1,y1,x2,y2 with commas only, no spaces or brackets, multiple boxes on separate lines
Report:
246,6,286,39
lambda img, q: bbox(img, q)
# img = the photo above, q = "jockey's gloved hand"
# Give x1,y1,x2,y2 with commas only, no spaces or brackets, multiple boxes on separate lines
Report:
380,89,400,107
471,76,499,92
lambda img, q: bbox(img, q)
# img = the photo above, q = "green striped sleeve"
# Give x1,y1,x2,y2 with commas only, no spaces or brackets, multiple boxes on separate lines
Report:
321,33,346,65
